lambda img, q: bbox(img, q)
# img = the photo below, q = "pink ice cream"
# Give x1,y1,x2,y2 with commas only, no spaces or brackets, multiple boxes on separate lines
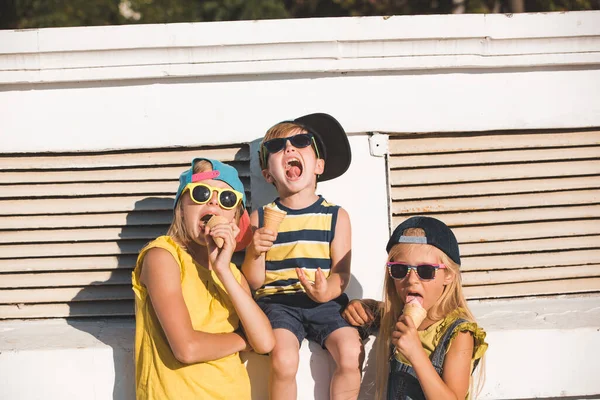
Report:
402,297,427,327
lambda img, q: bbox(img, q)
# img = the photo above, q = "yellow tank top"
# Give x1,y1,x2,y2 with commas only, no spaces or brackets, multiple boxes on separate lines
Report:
132,236,251,400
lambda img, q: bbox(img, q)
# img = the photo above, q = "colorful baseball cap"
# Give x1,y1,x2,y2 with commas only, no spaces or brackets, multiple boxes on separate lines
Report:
174,158,246,209
174,158,252,252
386,216,461,266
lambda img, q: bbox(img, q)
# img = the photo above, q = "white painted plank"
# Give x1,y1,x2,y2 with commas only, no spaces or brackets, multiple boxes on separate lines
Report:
392,205,600,227
462,264,600,286
461,235,600,256
453,220,600,243
391,176,600,200
461,249,600,271
464,277,600,299
0,241,147,259
0,196,173,215
0,301,134,319
0,286,133,303
3,13,600,53
0,146,248,170
390,146,600,168
0,211,173,230
0,179,251,199
0,192,251,215
0,181,179,198
0,255,136,273
0,253,256,273
390,160,600,185
389,130,600,154
0,270,132,288
0,164,251,184
392,189,600,214
0,226,167,244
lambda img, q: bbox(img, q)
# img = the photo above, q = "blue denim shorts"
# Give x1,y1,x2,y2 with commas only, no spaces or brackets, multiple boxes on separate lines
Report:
257,292,352,347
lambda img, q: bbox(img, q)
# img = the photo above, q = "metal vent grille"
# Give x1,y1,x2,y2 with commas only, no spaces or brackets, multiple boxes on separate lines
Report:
0,145,250,319
388,129,600,299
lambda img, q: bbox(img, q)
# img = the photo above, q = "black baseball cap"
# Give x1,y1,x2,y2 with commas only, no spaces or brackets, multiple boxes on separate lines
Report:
386,216,461,266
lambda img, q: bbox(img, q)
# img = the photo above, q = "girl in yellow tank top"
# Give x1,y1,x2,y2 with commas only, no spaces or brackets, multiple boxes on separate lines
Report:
132,158,274,399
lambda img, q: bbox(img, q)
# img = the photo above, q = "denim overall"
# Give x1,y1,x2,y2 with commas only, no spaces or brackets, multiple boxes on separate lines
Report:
386,318,468,400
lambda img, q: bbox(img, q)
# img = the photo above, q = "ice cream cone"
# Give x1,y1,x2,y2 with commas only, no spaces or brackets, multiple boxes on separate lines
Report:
394,299,428,361
402,301,428,328
263,206,287,234
206,215,229,248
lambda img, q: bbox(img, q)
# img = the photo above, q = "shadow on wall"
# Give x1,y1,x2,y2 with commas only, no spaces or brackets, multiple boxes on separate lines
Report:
65,171,367,399
67,196,172,400
358,336,378,400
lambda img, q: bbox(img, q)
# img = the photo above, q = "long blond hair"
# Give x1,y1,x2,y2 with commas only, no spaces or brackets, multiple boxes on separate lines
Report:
166,160,243,250
374,227,483,399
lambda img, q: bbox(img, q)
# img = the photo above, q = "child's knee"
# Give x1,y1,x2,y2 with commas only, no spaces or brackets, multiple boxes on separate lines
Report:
329,333,363,369
271,345,300,376
337,345,363,370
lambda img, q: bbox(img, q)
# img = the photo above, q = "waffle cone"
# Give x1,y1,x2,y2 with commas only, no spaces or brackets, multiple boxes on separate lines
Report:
263,207,287,234
403,303,428,328
206,215,229,248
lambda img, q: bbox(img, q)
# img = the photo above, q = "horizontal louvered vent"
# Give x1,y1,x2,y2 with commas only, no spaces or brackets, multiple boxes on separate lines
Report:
0,145,250,319
389,129,600,299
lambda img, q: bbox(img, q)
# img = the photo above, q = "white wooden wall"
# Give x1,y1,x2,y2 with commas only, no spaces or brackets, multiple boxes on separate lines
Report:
1,11,600,318
389,129,600,299
0,146,249,318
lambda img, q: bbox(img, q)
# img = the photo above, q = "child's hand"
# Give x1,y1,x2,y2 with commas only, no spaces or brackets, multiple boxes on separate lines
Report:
392,315,424,363
249,227,277,257
206,221,239,275
296,267,330,303
342,299,375,326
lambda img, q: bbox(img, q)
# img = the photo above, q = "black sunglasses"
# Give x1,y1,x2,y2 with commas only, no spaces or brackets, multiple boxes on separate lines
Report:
386,262,447,281
261,133,320,167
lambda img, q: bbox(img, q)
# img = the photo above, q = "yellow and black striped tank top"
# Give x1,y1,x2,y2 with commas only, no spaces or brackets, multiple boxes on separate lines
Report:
255,196,339,299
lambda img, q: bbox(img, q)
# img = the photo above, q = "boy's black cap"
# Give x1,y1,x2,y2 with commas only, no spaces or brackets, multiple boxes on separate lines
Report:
386,216,461,266
294,113,352,182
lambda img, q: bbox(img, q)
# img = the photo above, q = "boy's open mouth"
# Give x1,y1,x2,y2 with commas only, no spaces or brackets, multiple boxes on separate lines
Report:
285,158,303,180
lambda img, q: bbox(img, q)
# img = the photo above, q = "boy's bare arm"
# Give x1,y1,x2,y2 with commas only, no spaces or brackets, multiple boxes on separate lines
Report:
342,298,382,327
325,207,352,298
241,209,273,290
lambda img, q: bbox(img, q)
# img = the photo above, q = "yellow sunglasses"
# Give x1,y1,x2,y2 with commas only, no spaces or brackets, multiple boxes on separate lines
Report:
184,183,243,210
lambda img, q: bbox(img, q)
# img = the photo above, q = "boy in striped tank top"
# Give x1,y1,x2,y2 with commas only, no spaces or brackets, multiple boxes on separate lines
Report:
242,113,363,400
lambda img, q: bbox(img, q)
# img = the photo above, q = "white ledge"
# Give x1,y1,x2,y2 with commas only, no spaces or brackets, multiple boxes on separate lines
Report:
1,11,599,84
1,295,599,399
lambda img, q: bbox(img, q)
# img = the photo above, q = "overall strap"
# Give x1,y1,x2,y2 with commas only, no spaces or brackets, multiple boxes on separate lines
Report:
430,318,468,372
388,347,425,400
389,348,417,375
